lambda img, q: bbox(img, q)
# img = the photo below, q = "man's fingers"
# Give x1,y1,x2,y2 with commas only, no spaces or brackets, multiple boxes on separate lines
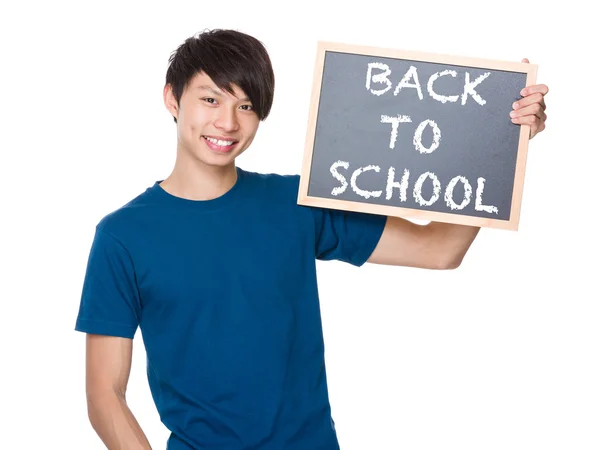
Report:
511,115,543,140
515,62,547,140
511,111,546,140
520,84,549,97
515,87,548,111
511,104,547,122
513,93,545,111
511,114,539,125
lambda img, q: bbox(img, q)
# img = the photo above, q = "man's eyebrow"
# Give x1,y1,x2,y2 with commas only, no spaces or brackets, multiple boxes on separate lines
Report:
196,84,250,102
196,85,223,96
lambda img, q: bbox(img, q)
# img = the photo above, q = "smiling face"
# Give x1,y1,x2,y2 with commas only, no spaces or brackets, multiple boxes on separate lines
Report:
164,71,261,170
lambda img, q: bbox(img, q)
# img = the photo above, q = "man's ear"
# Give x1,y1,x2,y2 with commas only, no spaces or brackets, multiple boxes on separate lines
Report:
163,84,179,121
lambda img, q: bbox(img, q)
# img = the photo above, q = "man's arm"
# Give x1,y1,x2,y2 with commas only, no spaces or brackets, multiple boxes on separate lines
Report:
86,334,152,450
367,218,479,269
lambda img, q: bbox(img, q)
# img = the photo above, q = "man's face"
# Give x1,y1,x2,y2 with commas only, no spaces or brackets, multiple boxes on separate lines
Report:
165,71,260,168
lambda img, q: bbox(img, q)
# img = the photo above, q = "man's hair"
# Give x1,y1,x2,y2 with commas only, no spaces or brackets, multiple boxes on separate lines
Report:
165,29,275,123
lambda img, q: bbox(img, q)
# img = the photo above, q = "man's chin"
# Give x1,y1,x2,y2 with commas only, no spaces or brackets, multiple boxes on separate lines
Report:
196,150,238,168
180,144,244,168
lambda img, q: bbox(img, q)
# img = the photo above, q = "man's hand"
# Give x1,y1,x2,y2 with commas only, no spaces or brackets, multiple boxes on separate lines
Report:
510,58,548,139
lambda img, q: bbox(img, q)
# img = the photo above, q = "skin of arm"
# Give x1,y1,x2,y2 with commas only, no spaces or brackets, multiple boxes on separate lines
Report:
368,218,480,269
85,334,152,450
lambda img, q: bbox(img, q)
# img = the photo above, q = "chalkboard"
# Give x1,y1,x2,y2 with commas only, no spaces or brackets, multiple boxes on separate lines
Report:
297,42,537,230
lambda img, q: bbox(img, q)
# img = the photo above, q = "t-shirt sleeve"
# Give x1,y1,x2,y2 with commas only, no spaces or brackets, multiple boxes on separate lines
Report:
311,207,388,267
75,226,141,339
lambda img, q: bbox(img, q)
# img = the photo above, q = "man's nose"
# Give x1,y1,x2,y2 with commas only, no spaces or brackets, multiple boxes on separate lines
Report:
214,107,240,132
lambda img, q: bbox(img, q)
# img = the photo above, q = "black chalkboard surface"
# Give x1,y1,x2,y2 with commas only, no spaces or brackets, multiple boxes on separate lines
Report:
297,42,537,230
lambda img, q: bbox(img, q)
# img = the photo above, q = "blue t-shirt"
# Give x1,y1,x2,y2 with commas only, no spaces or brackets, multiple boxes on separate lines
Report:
75,167,387,450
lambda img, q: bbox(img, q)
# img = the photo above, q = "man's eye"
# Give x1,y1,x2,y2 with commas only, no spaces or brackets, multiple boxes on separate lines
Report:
240,104,253,111
202,98,217,104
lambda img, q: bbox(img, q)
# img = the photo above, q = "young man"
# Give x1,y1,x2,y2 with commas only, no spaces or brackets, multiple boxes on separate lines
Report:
75,29,548,449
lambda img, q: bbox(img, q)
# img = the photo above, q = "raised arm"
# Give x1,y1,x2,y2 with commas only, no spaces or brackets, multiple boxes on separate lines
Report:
367,217,479,269
85,334,152,450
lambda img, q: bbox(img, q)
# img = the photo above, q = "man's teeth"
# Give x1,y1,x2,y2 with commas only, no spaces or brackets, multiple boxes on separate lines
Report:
205,136,234,146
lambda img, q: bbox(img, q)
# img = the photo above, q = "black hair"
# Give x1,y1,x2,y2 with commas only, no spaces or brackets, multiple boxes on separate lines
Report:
165,29,275,122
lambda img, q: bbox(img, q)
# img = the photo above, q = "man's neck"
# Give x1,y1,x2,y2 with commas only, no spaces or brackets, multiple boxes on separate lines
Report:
159,158,238,201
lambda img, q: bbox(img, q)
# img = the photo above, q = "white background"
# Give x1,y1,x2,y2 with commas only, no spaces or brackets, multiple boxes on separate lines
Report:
1,0,598,449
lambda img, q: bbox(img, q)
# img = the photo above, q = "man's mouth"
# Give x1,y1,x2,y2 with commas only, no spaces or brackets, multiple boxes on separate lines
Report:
203,135,238,153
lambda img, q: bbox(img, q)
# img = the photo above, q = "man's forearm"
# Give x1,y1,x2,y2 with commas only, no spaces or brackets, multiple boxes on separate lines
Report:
87,392,152,450
427,221,480,269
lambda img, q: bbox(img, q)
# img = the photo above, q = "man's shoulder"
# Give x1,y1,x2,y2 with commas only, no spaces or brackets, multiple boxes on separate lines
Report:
94,183,158,237
241,168,301,200
242,168,300,188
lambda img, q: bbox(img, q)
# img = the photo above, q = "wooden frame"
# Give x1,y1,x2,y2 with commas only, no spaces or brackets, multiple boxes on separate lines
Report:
297,41,538,231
